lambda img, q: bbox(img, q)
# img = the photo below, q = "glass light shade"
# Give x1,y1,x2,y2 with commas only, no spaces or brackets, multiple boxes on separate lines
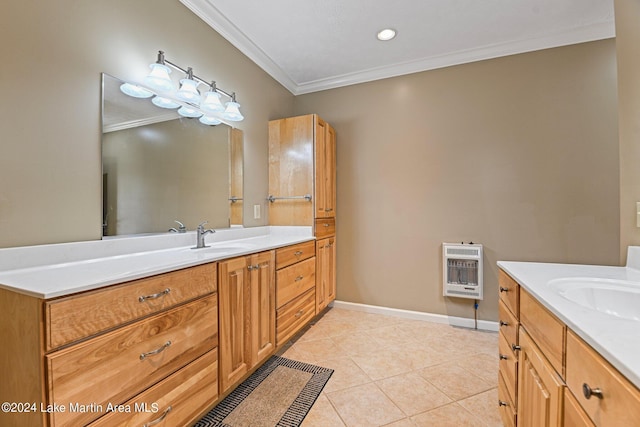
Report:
199,115,222,126
201,91,225,113
151,96,180,109
120,83,153,98
176,79,200,104
222,101,244,121
178,106,203,118
145,63,173,92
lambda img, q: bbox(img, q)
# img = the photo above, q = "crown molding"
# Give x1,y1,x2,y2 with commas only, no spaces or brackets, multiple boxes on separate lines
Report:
180,0,615,96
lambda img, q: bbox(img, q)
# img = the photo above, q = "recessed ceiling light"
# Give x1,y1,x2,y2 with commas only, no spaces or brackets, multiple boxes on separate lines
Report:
377,28,397,41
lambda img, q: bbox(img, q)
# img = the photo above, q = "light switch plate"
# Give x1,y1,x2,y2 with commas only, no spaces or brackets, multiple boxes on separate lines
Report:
254,204,261,219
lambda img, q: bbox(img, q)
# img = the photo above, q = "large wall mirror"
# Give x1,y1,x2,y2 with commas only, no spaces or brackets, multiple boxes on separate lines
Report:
101,73,243,237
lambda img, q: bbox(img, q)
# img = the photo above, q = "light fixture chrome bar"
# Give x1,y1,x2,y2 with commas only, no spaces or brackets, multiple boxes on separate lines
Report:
156,51,235,100
267,194,312,203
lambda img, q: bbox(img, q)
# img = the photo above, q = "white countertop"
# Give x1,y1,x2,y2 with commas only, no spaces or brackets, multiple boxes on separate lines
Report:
0,226,313,299
498,248,640,389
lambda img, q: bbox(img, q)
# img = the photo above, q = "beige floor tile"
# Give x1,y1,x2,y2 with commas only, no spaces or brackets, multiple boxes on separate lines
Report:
419,363,494,400
457,388,502,427
291,338,345,362
301,394,346,427
306,318,364,338
365,324,418,348
327,382,405,427
318,356,372,393
297,322,333,342
279,343,319,365
411,402,485,427
381,418,415,427
331,330,385,357
351,350,414,381
376,372,452,416
454,352,499,384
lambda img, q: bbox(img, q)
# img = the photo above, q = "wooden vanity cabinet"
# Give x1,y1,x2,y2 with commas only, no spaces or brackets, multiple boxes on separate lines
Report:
499,267,640,427
314,116,336,219
275,241,316,345
218,251,275,395
316,236,336,313
0,263,219,427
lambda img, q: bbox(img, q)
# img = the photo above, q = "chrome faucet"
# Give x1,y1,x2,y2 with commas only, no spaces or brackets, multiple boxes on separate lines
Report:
168,220,187,233
193,221,215,249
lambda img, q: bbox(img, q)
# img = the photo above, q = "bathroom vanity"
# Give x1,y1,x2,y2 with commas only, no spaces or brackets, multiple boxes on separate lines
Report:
497,251,640,426
0,227,326,427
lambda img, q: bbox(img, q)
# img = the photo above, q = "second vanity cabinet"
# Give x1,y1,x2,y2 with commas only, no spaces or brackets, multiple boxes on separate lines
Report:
218,251,276,394
498,268,640,427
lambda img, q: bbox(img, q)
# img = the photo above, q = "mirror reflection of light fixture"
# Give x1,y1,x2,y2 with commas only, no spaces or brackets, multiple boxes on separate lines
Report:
119,50,244,126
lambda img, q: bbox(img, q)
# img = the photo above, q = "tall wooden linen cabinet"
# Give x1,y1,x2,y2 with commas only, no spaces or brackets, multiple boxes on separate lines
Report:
268,114,337,314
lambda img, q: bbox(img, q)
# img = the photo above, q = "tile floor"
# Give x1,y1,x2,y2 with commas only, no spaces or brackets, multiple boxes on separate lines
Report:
278,306,500,427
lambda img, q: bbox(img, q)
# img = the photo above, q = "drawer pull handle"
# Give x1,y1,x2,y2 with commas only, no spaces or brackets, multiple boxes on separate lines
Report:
295,275,304,282
248,265,260,271
499,354,508,360
325,208,333,212
511,344,521,352
323,223,330,227
143,405,172,427
499,287,509,293
499,321,509,327
583,383,604,400
140,341,172,360
498,400,509,407
139,288,171,303
295,310,304,318
294,251,303,257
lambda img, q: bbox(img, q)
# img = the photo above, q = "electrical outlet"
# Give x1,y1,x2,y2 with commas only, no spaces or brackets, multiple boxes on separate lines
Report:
254,204,261,219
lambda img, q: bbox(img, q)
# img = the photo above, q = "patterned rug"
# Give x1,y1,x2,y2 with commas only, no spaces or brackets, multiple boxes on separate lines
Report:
194,356,333,427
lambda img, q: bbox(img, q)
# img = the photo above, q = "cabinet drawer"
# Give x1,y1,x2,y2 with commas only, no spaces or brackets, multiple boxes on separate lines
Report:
499,330,518,404
498,269,519,318
45,263,217,350
566,330,640,427
498,299,519,350
564,387,595,427
276,288,316,345
314,217,335,239
88,349,218,427
498,371,516,427
276,240,316,270
276,257,316,309
46,295,218,427
520,288,565,375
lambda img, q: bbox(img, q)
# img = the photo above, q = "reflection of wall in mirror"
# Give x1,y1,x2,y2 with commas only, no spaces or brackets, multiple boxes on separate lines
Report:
229,128,244,226
102,119,230,235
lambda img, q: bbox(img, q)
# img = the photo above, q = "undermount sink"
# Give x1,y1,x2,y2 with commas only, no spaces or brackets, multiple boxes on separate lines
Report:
548,277,640,321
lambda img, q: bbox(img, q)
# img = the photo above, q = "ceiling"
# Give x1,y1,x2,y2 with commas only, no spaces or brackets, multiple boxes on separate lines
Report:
179,0,615,95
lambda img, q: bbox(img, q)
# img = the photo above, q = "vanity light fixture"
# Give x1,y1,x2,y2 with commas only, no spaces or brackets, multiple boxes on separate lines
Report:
377,28,397,41
119,50,244,125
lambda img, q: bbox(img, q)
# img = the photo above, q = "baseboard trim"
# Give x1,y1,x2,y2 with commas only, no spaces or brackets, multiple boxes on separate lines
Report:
330,300,499,332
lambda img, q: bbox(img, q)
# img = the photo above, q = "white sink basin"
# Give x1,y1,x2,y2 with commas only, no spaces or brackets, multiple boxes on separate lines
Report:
548,278,640,321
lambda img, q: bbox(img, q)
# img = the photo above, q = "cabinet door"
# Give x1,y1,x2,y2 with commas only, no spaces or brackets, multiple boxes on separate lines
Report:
219,256,251,394
314,117,336,218
249,251,275,367
268,115,314,226
517,327,564,427
316,237,336,313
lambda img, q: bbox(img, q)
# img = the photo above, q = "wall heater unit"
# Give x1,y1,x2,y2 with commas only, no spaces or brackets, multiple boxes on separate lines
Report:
443,243,483,300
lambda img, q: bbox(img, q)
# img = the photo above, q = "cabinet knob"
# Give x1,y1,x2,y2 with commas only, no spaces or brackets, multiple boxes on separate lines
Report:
498,400,509,407
295,275,304,282
582,383,604,400
499,354,508,360
511,344,521,352
499,320,509,327
499,287,509,293
294,251,303,257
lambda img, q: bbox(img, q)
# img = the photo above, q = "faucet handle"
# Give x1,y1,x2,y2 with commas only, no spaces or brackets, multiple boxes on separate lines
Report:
197,221,208,229
174,220,186,232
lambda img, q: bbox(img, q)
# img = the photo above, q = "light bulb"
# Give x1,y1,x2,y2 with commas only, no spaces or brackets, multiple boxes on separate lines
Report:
152,96,180,109
176,78,200,104
201,91,225,113
145,63,173,92
199,115,222,125
120,83,153,98
222,101,244,121
178,106,203,118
